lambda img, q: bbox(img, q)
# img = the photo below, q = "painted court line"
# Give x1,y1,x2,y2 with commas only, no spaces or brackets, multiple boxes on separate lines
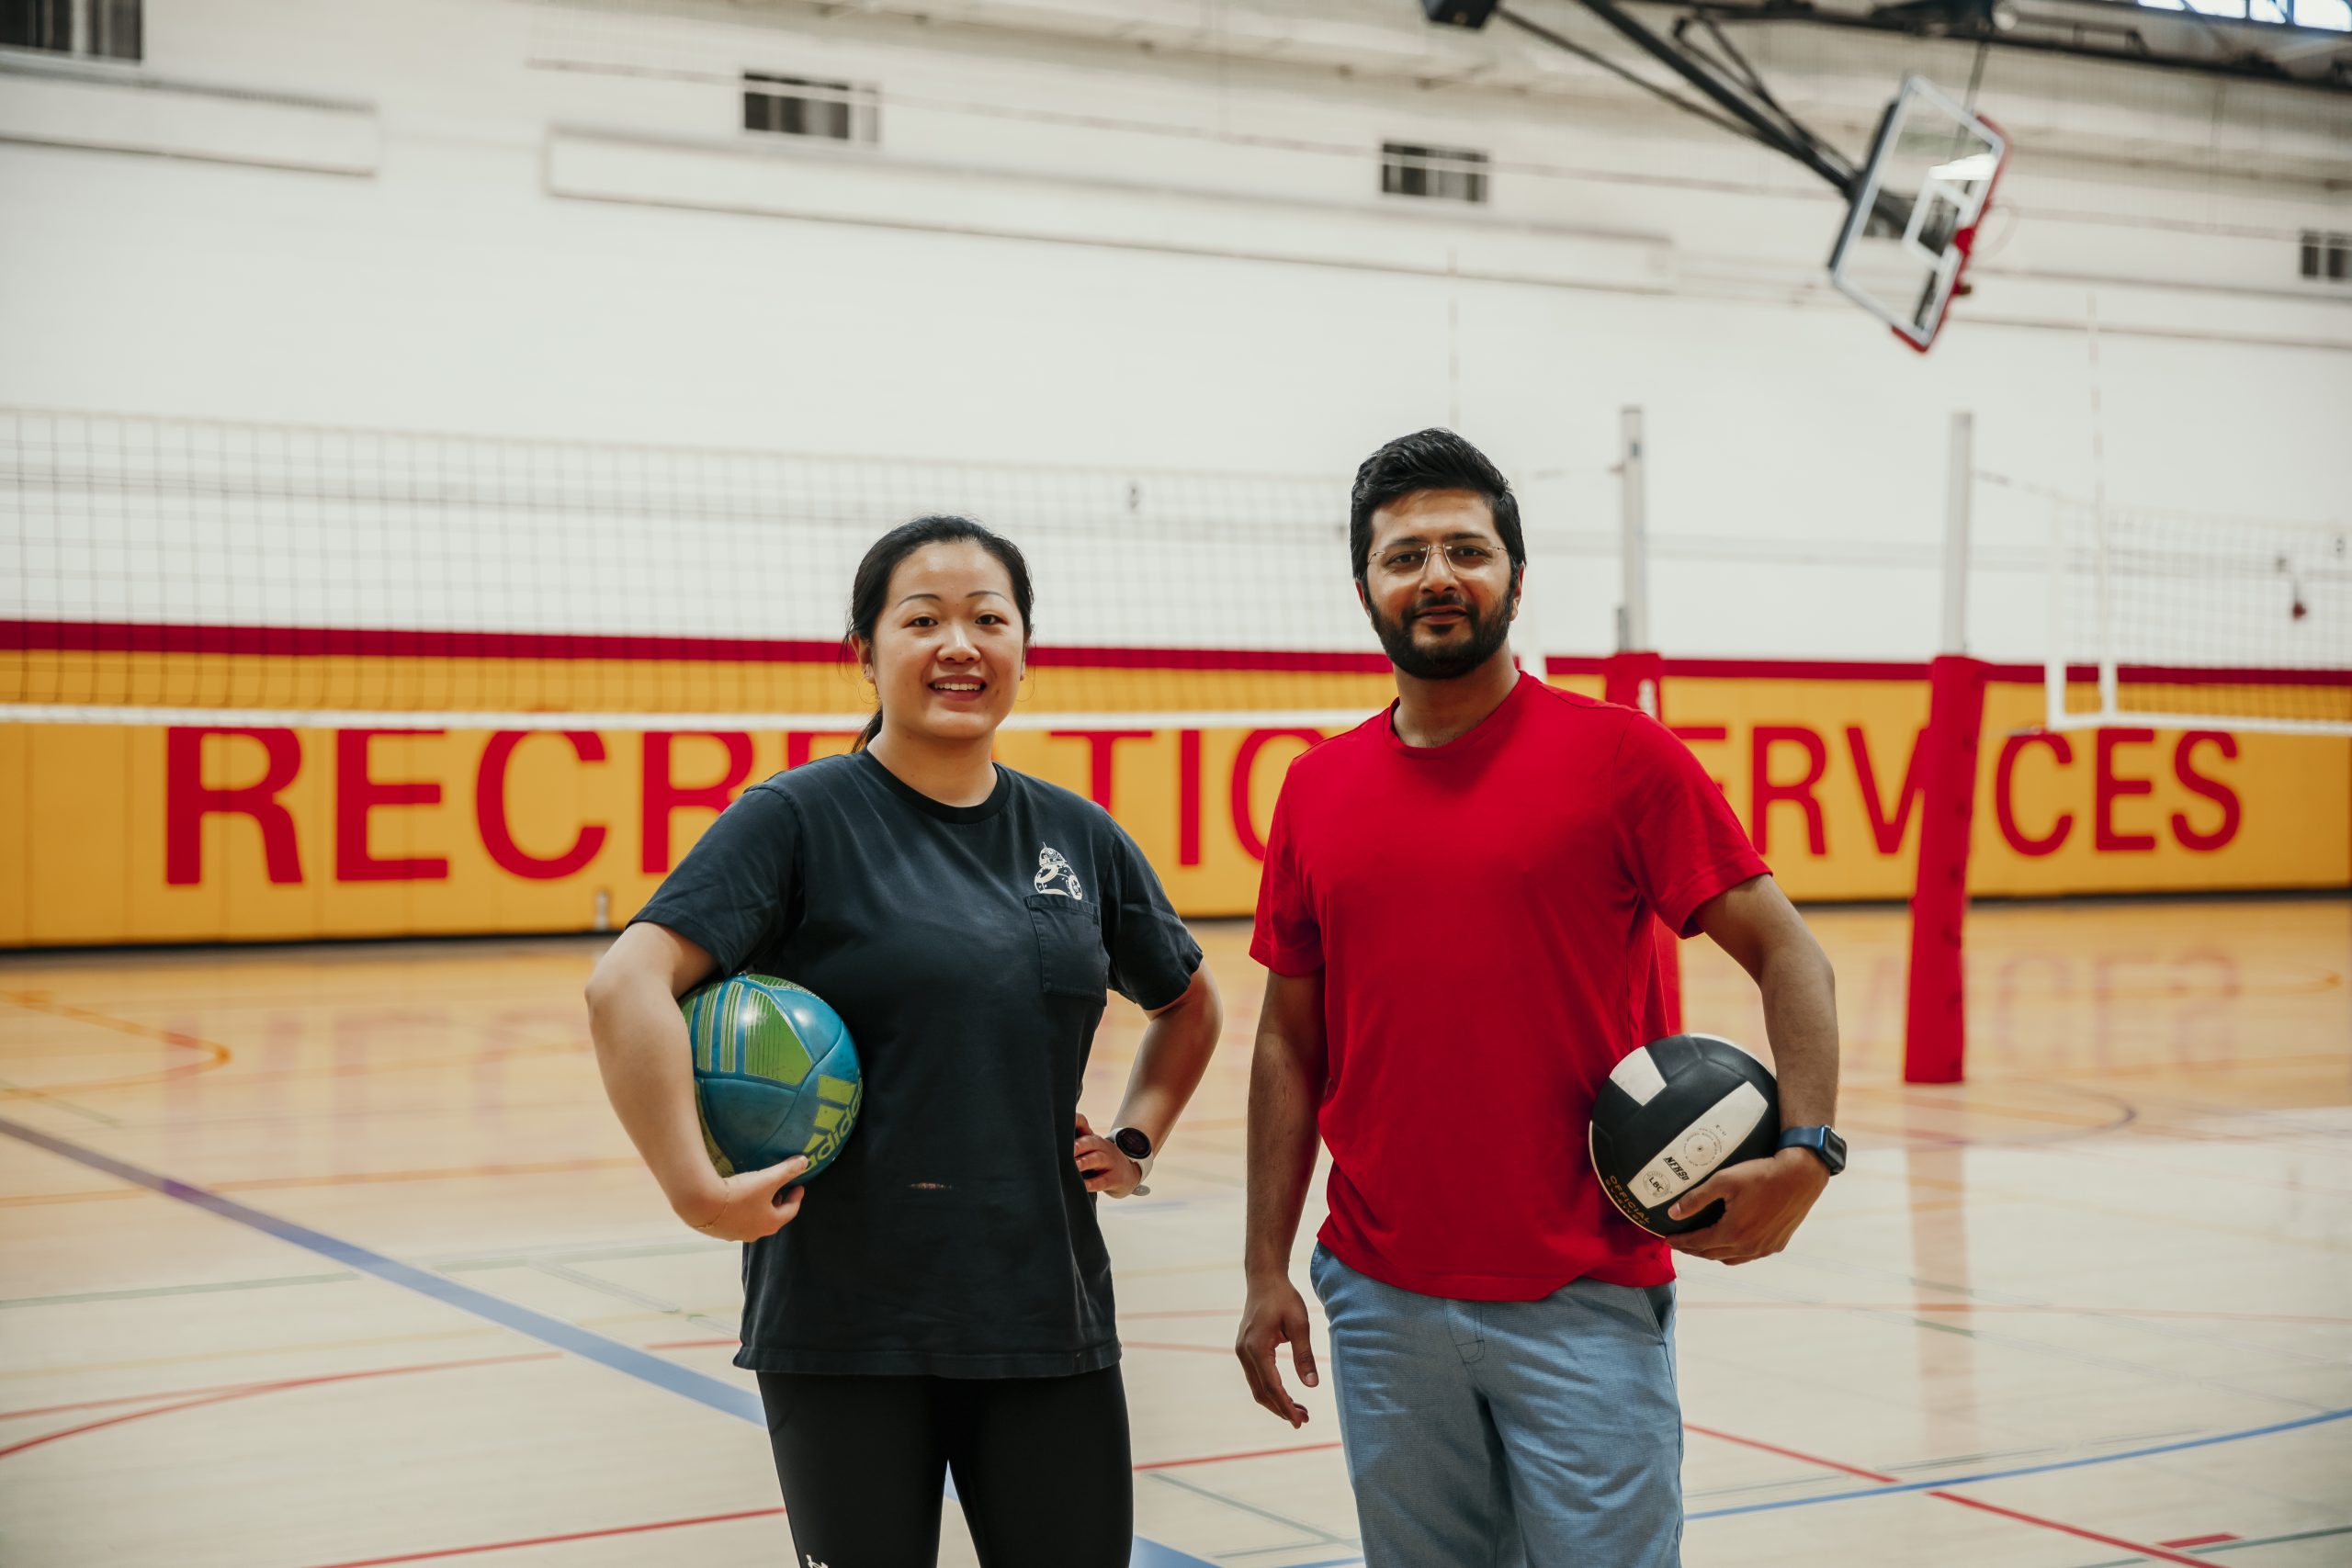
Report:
0,1356,560,1423
1,1348,1342,1489
1135,1439,1346,1472
0,1353,555,1461
2063,1525,2352,1568
298,1507,789,1568
1687,1403,2352,1522
0,1112,1220,1568
1684,1423,2233,1568
8,1106,2337,1566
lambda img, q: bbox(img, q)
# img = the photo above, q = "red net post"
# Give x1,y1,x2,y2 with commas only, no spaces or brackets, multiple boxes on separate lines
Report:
1903,654,1988,1082
1604,650,1682,1033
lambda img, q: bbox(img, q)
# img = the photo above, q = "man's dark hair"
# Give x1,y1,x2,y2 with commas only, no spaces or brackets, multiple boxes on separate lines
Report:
1348,428,1524,587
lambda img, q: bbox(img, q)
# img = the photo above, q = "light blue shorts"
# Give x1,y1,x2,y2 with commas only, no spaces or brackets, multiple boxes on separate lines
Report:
1309,1243,1683,1568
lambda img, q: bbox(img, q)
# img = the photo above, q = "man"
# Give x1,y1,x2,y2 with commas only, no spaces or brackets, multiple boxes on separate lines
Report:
1233,429,1843,1567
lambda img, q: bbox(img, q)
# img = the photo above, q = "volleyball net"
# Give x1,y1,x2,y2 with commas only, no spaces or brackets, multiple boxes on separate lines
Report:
2,407,1471,734
1989,472,2352,738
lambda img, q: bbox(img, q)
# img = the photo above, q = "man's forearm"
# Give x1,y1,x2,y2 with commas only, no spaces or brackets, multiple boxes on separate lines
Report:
1758,941,1839,1128
1244,1032,1323,1280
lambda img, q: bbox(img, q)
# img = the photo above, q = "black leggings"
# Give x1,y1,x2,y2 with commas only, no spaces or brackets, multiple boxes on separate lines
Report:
757,1365,1133,1568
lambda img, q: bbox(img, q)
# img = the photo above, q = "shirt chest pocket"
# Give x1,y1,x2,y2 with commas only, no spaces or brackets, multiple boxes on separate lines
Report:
1026,894,1108,1000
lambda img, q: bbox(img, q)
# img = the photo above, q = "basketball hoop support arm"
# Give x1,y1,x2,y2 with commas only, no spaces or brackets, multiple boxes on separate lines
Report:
1500,2,1858,198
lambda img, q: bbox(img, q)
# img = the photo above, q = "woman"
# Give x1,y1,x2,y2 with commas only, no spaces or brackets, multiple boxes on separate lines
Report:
585,515,1222,1568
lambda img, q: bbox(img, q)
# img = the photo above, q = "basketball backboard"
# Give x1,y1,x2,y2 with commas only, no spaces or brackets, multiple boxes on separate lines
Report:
1829,76,2008,353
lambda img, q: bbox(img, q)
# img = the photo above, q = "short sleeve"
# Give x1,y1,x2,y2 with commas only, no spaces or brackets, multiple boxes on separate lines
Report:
1101,819,1204,1010
1249,782,1324,976
628,782,802,976
1612,713,1770,938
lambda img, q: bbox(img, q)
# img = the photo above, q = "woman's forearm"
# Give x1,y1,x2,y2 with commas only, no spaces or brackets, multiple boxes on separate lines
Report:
586,962,726,1224
1111,969,1223,1148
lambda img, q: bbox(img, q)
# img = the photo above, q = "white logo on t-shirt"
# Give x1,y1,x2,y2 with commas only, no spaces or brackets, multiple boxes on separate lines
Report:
1035,845,1083,900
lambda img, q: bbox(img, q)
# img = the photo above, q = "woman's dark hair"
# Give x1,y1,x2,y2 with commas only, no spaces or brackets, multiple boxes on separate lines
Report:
1348,428,1525,588
844,515,1035,750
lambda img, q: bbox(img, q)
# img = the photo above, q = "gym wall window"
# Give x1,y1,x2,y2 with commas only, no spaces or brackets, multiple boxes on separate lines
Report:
1381,141,1488,205
0,0,140,61
743,73,877,144
2299,231,2349,283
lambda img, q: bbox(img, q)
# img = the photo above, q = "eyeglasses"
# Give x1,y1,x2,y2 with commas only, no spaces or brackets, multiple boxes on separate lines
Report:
1374,542,1501,574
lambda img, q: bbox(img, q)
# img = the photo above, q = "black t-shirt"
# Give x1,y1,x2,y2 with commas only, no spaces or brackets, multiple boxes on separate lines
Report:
632,749,1204,1379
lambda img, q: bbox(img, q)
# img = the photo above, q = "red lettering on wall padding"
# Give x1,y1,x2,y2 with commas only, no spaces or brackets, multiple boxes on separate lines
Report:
1750,725,1829,855
164,728,304,886
1230,729,1324,863
2171,731,2242,852
1050,730,1154,814
786,731,858,770
640,731,755,874
336,730,449,883
2095,728,2159,852
1995,732,2074,856
1179,730,1204,867
477,731,607,880
1848,726,1931,855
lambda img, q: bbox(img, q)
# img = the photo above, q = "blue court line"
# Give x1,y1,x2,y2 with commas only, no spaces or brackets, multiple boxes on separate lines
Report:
0,1112,1217,1568
1689,1404,2352,1521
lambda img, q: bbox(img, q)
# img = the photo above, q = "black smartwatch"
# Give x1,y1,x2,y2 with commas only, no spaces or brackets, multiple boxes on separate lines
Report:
1110,1126,1156,1197
1778,1125,1848,1175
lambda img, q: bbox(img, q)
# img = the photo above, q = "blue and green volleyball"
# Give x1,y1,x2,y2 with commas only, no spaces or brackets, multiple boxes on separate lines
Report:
680,974,863,1180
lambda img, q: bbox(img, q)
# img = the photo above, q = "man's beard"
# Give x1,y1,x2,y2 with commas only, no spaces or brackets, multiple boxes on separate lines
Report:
1368,592,1515,681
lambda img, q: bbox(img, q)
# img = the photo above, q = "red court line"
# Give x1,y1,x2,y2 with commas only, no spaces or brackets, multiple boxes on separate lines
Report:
1686,1423,2231,1568
299,1508,788,1568
0,1374,372,1423
1682,1423,1899,1484
1924,1491,2231,1567
1136,1438,1344,1472
2163,1535,2241,1549
290,1447,1339,1566
0,992,233,1099
0,1352,553,1460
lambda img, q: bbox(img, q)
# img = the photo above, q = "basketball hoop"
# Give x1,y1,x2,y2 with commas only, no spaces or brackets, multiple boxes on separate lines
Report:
1829,77,2009,354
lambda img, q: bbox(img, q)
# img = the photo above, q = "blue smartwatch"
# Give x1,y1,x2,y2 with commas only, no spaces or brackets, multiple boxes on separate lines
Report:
1779,1125,1848,1175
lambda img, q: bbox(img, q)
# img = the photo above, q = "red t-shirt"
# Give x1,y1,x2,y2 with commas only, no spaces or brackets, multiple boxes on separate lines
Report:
1250,673,1770,1301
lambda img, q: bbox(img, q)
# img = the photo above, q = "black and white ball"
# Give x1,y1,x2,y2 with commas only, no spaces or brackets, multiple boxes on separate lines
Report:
1589,1033,1780,1236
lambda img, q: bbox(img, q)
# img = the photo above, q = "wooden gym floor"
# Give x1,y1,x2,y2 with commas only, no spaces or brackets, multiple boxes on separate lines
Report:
1,897,2346,1567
